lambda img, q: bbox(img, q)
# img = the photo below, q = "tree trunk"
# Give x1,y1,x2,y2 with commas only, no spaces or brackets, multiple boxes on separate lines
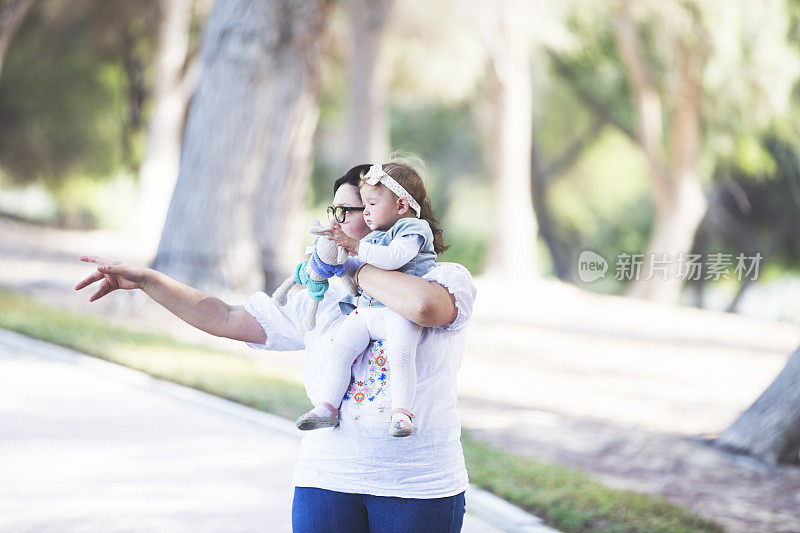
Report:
715,346,800,465
252,1,330,292
153,0,330,297
345,0,391,164
687,215,711,308
479,0,538,280
625,173,707,302
0,0,34,79
614,7,708,303
725,274,753,313
131,0,196,261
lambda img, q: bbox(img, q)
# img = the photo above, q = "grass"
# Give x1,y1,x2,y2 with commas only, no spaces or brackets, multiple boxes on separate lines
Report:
462,434,723,532
0,289,309,420
0,288,723,532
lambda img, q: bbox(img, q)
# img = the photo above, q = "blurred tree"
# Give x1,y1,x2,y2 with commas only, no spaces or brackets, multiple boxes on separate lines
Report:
152,0,330,295
471,0,573,280
530,93,607,281
712,138,800,464
375,0,488,220
389,103,483,217
0,0,34,78
715,345,800,465
696,1,800,465
541,35,645,284
554,0,799,302
689,135,800,310
611,1,708,302
130,0,201,260
345,0,391,163
472,0,539,280
312,0,489,271
0,0,157,226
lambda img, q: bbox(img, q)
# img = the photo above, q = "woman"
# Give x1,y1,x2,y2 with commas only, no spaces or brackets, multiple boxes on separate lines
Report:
75,163,476,532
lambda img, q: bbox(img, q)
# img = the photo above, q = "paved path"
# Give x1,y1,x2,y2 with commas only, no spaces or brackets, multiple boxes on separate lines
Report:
0,329,555,533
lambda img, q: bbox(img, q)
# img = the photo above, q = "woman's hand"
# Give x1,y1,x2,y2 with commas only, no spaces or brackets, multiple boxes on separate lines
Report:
75,255,149,302
329,222,361,256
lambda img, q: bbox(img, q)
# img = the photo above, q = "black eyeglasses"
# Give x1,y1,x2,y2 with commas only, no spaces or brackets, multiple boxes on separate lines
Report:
327,205,365,223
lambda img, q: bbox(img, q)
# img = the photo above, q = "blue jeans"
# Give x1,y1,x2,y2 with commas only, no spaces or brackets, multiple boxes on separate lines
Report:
291,486,466,532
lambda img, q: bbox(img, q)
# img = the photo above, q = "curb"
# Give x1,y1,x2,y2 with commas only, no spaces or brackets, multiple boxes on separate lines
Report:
0,328,559,533
465,485,560,532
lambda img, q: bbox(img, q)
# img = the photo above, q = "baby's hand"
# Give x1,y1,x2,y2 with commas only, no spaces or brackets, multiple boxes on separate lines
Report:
329,223,361,256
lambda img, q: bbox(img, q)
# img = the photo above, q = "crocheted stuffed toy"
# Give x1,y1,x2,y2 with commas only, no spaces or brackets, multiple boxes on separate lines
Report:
273,219,359,329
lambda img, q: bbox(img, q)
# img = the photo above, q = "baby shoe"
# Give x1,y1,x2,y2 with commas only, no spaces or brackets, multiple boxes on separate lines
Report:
296,402,339,430
390,408,414,437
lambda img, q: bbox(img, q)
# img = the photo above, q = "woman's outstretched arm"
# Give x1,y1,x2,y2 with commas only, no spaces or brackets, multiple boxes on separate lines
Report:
355,264,457,327
75,256,266,344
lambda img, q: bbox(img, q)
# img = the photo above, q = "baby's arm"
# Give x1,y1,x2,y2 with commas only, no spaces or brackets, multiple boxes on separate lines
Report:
329,224,423,271
357,234,423,270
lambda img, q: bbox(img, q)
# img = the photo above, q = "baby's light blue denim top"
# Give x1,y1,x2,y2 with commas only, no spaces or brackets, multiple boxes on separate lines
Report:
340,218,437,312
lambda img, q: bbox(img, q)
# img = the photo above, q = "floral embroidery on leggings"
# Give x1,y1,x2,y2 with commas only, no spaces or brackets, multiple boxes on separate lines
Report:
342,340,389,420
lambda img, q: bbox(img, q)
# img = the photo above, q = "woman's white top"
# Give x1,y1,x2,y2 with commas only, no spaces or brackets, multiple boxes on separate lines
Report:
241,262,476,498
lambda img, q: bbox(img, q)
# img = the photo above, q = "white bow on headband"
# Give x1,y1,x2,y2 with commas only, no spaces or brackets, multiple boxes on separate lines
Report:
363,164,421,218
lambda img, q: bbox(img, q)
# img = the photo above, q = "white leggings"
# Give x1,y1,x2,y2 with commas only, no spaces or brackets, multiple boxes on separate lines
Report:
320,307,422,413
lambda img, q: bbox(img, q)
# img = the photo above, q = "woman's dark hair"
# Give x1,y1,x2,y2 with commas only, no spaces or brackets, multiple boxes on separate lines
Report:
334,164,372,195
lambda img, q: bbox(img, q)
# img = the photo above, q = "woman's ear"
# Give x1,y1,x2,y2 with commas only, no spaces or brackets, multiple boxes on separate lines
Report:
396,197,410,215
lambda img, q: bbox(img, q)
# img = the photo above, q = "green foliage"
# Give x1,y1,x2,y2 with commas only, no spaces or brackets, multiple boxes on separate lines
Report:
551,12,636,138
545,128,654,289
535,64,601,165
308,152,344,208
436,230,487,274
704,135,800,272
0,0,158,228
389,102,486,269
544,0,800,292
438,180,490,273
0,5,124,187
52,172,137,229
389,103,482,206
559,0,800,169
732,136,779,180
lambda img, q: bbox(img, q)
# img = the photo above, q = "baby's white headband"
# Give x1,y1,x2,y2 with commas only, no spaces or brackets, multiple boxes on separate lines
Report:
363,164,421,218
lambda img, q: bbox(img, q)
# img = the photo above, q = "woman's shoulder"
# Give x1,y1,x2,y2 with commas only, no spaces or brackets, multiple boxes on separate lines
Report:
426,261,473,282
424,261,476,305
423,262,476,332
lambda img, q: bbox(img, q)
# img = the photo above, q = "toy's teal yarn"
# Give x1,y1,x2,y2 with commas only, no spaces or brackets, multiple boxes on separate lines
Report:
294,261,328,301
